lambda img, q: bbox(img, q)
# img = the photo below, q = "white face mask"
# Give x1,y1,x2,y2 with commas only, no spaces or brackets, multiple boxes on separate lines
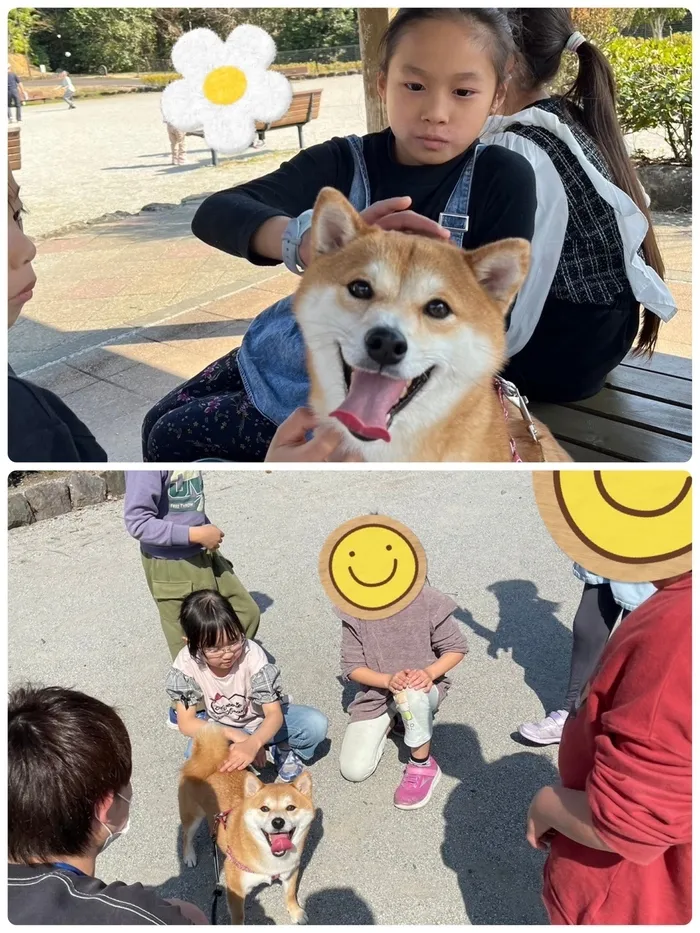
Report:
97,791,132,853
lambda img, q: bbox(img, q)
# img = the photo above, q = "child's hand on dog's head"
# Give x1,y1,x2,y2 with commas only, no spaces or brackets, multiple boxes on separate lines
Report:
265,407,362,463
219,736,261,772
299,197,449,268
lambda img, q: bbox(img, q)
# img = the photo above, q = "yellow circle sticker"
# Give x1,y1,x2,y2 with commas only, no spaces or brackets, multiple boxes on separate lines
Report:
533,470,691,583
319,516,427,620
203,66,248,106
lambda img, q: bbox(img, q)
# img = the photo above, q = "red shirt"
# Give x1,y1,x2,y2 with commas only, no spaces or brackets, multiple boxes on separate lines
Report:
544,574,691,925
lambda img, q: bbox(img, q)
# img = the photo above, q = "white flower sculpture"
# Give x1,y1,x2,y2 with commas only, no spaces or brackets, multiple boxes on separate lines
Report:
162,24,293,154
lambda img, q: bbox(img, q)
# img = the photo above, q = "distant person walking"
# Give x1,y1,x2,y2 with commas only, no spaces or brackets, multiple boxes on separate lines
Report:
7,65,27,122
57,70,76,109
166,122,187,166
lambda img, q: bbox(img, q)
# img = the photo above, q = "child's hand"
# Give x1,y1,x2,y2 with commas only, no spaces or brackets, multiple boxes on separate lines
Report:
219,737,260,772
265,407,362,462
406,669,434,693
253,748,268,769
387,670,410,694
190,524,224,550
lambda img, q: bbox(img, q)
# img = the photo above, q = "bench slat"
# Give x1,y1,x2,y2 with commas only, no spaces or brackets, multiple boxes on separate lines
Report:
532,404,691,462
621,350,691,380
559,441,620,462
606,365,692,407
565,388,691,440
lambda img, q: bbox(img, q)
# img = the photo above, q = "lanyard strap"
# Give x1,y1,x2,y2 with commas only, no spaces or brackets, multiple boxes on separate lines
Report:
51,861,87,877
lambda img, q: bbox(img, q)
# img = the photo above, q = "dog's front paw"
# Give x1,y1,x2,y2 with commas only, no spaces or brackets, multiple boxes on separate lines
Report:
290,908,308,925
183,846,198,868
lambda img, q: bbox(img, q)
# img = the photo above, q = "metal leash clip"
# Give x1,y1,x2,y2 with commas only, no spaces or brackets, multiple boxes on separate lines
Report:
496,378,540,445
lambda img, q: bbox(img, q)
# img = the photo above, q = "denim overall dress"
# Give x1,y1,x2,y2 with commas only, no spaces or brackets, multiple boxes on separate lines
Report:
237,135,484,426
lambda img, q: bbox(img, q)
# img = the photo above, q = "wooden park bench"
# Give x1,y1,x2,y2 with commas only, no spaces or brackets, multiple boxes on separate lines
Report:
25,86,66,103
531,351,691,462
277,64,311,79
188,89,322,166
8,125,21,171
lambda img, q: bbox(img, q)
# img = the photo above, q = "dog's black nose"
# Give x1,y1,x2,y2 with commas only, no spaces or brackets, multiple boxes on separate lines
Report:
271,817,286,831
365,326,407,366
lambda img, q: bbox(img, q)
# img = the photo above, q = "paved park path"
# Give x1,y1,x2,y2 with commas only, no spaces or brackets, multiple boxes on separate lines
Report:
9,470,583,924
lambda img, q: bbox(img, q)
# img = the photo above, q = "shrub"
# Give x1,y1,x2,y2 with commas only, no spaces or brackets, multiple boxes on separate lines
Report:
606,35,691,164
139,72,180,88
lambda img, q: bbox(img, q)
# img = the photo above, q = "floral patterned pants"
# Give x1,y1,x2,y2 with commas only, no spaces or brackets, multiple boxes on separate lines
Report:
142,348,277,462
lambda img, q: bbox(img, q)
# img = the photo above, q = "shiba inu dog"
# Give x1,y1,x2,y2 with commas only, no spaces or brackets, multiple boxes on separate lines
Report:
179,726,315,924
293,188,569,463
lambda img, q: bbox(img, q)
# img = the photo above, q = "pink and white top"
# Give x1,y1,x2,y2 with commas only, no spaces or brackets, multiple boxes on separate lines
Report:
167,639,282,730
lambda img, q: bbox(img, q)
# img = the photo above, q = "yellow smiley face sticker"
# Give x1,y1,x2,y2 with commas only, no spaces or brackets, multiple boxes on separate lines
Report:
533,470,691,583
319,515,427,620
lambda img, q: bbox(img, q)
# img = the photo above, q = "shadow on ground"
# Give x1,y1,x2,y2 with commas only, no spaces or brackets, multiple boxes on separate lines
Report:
437,722,556,924
455,579,573,714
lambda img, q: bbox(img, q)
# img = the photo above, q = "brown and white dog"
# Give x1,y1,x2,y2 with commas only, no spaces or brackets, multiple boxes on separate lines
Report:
293,188,570,463
179,726,315,924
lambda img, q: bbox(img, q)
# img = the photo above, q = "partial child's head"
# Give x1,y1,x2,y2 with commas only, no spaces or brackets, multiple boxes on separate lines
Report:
8,685,133,863
180,589,246,665
378,8,514,165
8,169,36,329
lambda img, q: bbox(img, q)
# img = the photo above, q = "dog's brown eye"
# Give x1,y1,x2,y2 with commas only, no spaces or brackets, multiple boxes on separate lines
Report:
286,805,296,812
261,806,270,812
424,299,452,320
348,280,373,300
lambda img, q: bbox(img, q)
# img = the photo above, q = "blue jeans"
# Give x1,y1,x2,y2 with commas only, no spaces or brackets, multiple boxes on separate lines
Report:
184,704,327,760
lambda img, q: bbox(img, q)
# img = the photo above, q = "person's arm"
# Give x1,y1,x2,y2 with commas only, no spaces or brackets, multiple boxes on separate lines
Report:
527,785,614,851
219,700,284,772
469,144,537,247
124,471,223,549
479,135,568,358
191,138,353,263
165,899,209,924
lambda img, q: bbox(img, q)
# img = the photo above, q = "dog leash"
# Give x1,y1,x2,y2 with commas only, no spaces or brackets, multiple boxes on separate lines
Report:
495,377,545,463
209,809,281,923
209,810,231,925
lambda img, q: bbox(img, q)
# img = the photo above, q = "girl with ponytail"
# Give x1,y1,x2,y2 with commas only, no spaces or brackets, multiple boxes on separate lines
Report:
485,8,676,403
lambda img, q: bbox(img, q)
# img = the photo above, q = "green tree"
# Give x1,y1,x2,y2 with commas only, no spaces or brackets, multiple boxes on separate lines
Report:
32,7,156,72
8,8,41,54
630,8,688,40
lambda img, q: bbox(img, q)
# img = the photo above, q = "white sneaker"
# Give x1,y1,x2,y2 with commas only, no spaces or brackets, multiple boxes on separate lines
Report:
518,709,568,745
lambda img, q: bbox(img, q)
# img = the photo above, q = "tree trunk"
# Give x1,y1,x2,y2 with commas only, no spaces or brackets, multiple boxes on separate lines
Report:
358,8,396,133
651,14,665,39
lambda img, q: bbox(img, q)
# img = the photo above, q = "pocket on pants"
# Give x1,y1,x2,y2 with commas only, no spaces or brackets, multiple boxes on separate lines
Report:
151,580,194,602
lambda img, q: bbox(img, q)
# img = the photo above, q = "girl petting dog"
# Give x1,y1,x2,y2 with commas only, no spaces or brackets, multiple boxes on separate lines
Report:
142,8,537,461
166,589,328,783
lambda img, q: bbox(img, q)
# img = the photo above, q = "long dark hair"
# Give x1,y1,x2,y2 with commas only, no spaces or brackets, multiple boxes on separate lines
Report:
509,8,664,355
180,589,246,659
379,8,515,86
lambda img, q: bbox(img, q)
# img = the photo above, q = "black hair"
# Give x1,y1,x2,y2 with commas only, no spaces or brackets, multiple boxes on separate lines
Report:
8,685,132,863
379,8,515,85
508,8,664,355
180,589,246,659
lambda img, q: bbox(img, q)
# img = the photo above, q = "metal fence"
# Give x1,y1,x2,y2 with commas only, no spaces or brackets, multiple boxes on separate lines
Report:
142,44,361,72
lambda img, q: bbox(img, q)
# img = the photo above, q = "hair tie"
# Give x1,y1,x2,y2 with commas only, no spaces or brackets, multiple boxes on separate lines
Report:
565,31,586,53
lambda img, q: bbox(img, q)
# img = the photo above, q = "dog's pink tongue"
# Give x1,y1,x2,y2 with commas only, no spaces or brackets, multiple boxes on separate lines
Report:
330,370,408,443
270,833,294,855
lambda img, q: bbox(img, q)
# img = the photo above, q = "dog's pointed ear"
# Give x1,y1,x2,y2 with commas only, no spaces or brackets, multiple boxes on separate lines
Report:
293,770,313,798
311,188,366,259
243,772,262,798
465,239,530,311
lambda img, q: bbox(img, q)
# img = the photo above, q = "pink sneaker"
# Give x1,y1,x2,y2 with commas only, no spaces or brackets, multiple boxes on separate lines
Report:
393,757,441,810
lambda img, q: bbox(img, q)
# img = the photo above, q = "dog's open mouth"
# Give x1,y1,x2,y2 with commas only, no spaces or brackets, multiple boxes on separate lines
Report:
329,351,434,443
263,829,295,857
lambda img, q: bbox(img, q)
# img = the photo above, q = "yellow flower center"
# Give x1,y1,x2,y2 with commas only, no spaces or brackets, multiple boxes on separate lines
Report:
202,66,247,106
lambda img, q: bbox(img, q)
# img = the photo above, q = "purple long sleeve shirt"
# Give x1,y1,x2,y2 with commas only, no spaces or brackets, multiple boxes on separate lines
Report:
124,471,209,559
